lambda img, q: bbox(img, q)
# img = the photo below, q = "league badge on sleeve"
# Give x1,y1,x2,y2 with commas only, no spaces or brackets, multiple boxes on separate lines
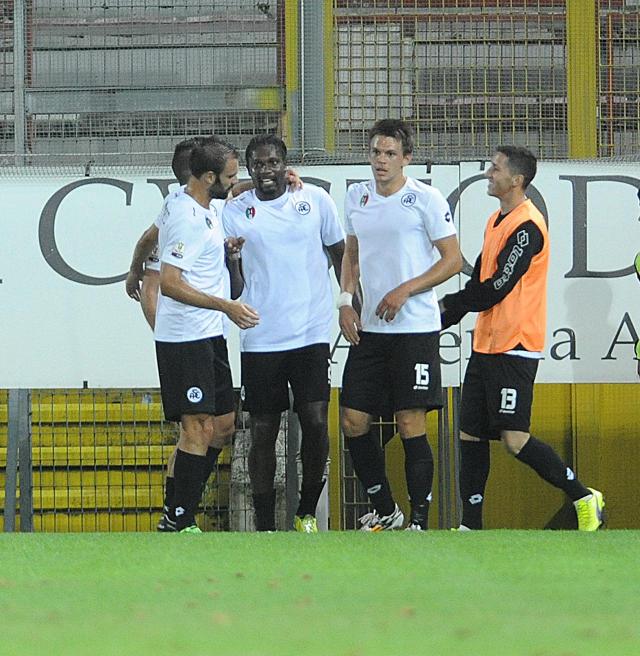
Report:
171,241,185,259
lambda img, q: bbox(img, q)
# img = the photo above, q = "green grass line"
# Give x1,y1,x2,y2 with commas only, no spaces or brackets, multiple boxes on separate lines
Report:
0,532,639,656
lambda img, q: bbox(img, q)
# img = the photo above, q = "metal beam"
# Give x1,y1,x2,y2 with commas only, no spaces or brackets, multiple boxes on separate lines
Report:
13,0,26,163
566,0,598,158
25,87,282,115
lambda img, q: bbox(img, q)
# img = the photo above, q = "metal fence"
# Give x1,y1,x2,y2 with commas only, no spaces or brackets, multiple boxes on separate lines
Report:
1,1,639,168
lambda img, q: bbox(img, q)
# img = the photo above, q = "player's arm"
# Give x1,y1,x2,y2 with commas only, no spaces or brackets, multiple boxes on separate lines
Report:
125,223,159,301
159,263,259,329
338,234,362,345
375,234,463,323
439,254,481,329
224,237,245,300
326,240,345,286
440,220,544,322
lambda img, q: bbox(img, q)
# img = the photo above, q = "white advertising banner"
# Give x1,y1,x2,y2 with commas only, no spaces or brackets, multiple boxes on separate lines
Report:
1,162,639,388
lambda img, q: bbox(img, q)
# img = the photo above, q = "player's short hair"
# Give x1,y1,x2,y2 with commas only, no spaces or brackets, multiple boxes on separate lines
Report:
495,145,537,189
189,136,239,179
245,134,287,167
171,137,203,185
368,119,414,155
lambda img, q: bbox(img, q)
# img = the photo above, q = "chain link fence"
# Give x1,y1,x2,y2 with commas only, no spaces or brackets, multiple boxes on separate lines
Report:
1,1,639,167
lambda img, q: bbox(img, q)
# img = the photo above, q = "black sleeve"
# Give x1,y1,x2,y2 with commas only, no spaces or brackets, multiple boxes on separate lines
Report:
441,220,544,320
440,254,481,329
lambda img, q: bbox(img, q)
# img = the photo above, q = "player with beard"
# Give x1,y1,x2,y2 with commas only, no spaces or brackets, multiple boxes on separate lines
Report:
154,135,259,533
223,134,345,533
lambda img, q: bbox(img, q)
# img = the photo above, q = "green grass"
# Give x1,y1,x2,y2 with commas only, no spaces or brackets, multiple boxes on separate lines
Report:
1,531,639,656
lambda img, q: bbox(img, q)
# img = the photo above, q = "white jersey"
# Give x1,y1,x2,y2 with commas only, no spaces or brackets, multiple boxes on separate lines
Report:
344,177,457,333
154,191,227,342
146,185,186,273
223,185,345,352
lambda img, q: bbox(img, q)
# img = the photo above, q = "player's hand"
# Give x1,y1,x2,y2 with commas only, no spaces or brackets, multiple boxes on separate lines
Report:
224,300,259,329
125,270,142,301
225,237,245,258
375,286,410,322
286,167,303,190
339,305,361,345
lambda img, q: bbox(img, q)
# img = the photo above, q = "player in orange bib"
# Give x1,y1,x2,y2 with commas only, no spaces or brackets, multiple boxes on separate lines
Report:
441,146,604,531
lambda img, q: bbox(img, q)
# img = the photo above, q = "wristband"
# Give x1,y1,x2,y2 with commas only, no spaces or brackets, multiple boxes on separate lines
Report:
336,291,353,309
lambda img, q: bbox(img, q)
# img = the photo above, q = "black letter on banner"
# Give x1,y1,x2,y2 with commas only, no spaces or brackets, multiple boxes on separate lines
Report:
439,331,461,365
602,313,639,360
447,174,548,277
146,178,176,198
549,328,580,360
39,178,133,285
562,175,640,279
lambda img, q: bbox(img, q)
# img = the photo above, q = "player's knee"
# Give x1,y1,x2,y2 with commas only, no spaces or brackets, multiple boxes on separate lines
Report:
250,414,281,445
340,410,369,437
395,412,425,438
211,415,235,448
501,431,528,456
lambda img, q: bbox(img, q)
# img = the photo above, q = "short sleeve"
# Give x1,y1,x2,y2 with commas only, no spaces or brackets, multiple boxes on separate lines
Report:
343,184,358,236
421,187,457,243
160,205,207,272
317,188,346,246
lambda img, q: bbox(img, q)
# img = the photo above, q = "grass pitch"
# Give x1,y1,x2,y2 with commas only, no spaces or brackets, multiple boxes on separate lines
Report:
0,531,639,656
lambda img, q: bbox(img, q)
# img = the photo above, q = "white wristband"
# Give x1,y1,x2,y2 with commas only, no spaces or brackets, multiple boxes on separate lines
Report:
336,291,353,309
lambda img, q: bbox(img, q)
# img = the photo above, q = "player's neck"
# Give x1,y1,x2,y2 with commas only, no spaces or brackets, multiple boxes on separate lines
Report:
499,189,527,214
255,187,287,202
375,174,407,198
185,182,211,209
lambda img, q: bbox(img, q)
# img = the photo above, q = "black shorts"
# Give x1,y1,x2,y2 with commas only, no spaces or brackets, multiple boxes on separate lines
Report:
240,343,330,414
460,351,539,440
155,336,235,422
340,331,443,415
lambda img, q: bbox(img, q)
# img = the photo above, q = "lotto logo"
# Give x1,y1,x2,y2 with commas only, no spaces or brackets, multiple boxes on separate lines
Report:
175,507,185,517
186,387,203,403
499,388,517,414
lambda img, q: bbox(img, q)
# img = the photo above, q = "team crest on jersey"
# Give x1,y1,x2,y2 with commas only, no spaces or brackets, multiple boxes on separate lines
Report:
171,241,185,259
360,193,369,207
295,201,311,215
246,206,256,220
205,216,213,229
401,192,417,207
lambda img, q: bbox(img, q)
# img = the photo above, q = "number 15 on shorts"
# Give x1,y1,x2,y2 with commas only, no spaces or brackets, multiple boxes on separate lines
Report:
413,363,430,390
